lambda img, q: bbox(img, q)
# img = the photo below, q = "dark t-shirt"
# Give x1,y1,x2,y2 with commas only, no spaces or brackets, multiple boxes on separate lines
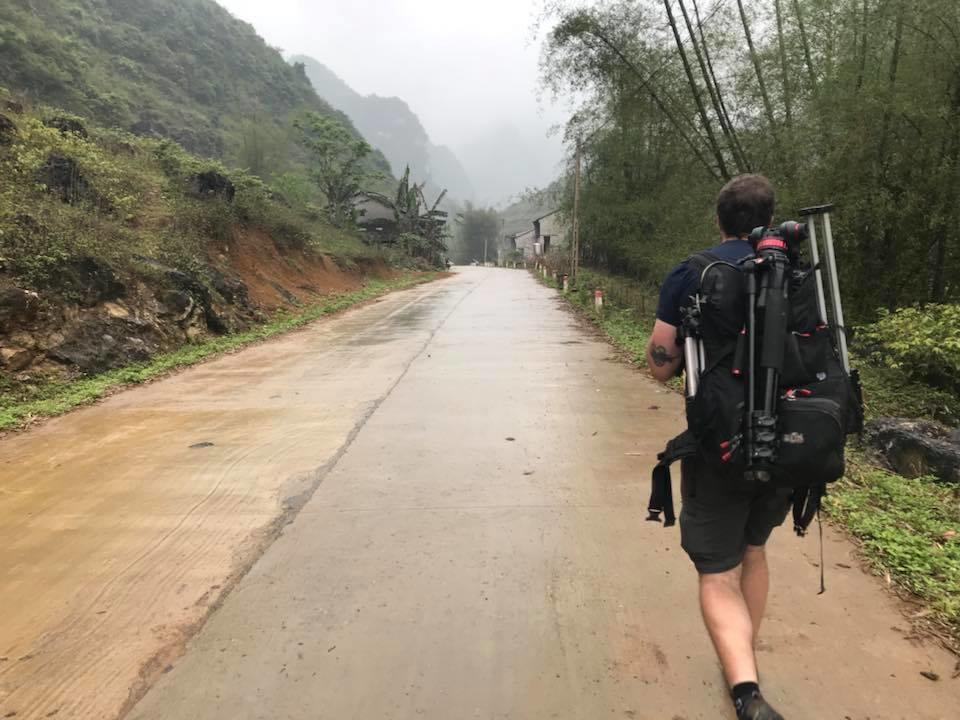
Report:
655,239,754,326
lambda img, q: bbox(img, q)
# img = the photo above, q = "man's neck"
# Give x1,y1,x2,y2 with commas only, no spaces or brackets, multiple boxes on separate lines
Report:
721,236,747,243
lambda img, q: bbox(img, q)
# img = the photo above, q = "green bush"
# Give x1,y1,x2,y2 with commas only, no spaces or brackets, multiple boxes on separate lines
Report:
826,457,960,634
855,305,960,393
0,103,380,294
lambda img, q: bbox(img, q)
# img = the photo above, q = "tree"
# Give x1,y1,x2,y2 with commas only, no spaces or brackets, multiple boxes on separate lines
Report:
294,112,374,227
540,0,960,313
362,166,449,265
237,119,288,179
457,205,500,264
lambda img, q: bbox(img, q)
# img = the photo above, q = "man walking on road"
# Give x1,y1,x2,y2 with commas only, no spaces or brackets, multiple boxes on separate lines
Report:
645,175,790,720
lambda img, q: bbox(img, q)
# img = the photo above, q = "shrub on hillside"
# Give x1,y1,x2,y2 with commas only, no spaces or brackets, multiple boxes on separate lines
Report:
855,305,960,394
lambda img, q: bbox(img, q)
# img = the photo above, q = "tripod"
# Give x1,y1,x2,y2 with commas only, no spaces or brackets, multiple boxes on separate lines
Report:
678,204,853,478
743,222,805,481
741,205,852,481
799,204,851,373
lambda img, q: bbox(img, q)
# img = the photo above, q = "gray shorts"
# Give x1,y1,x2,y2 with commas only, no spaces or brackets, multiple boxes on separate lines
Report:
679,456,793,574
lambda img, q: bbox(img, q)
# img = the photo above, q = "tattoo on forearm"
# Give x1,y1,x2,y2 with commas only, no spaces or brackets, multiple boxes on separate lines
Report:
650,344,678,367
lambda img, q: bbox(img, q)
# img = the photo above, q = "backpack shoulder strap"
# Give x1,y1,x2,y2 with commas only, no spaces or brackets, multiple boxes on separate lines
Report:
683,251,722,289
647,430,698,527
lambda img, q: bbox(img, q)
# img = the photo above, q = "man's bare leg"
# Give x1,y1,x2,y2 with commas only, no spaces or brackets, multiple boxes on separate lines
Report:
699,565,758,686
741,545,770,644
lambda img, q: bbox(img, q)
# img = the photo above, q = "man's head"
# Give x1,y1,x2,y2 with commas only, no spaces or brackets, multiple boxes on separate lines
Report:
716,174,775,239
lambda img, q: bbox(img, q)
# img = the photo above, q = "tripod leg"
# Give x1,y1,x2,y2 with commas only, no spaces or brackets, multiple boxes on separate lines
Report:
821,212,851,373
806,217,829,325
744,264,758,474
684,335,701,398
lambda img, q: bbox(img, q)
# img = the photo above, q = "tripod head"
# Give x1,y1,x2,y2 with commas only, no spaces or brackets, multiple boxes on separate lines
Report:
749,221,808,264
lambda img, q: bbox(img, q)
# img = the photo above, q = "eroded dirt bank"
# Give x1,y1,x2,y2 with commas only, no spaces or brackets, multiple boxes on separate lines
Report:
0,227,394,382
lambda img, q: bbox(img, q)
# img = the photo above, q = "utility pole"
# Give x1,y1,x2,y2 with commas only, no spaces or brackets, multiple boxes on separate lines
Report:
572,138,582,281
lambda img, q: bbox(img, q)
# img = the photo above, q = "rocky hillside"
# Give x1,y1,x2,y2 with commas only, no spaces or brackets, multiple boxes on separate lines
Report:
0,98,390,386
0,0,390,176
291,55,474,201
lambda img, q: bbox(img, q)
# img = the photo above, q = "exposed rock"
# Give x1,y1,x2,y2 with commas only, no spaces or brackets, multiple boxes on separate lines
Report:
158,289,194,321
45,256,125,307
0,347,35,372
0,114,17,146
6,331,37,349
48,317,160,374
166,270,227,333
206,266,249,306
103,302,131,319
44,116,89,138
0,285,40,329
187,171,235,202
35,154,93,204
865,417,960,484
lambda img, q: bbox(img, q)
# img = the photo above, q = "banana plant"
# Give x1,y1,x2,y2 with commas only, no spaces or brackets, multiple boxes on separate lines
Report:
361,166,448,256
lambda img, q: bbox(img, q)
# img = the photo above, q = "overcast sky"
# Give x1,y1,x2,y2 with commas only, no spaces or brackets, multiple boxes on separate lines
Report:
215,0,570,204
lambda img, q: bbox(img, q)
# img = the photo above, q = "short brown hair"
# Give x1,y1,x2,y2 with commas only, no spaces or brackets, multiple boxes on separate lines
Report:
716,174,775,238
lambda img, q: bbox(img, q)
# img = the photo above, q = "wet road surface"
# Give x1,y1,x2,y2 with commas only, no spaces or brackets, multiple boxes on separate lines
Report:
1,268,957,719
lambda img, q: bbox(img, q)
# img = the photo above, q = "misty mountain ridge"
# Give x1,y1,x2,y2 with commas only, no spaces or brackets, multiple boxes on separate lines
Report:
456,123,565,208
291,55,474,202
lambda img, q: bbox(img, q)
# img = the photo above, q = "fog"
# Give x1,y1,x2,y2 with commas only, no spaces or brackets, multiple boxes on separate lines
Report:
215,0,569,206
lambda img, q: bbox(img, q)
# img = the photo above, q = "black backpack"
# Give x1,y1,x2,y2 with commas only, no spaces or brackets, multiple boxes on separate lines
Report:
648,248,864,535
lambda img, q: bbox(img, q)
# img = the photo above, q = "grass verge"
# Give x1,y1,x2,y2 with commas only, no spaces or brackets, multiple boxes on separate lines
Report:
0,273,437,431
536,266,960,646
825,455,960,642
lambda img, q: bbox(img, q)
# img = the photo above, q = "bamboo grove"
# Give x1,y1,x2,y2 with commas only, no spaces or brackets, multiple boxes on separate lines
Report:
540,0,960,317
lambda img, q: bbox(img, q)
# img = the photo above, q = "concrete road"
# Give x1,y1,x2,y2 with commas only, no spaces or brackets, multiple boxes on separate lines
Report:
2,268,957,720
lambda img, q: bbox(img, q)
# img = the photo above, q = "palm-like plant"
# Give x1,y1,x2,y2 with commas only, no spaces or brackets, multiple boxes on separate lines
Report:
362,166,449,262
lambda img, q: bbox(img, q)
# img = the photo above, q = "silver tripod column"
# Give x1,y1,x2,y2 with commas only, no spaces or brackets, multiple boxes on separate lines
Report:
684,335,701,398
800,204,851,373
682,295,705,399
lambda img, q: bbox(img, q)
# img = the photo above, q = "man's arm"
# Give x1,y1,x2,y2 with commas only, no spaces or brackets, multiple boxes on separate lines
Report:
646,319,683,383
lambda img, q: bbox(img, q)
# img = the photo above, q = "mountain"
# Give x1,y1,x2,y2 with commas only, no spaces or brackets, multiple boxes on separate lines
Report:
0,0,389,175
291,55,474,201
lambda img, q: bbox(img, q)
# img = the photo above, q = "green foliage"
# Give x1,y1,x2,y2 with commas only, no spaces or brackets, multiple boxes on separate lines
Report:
235,118,289,178
855,305,960,394
856,361,959,426
0,104,376,296
0,0,390,177
271,172,317,209
541,0,960,313
0,273,436,431
294,112,375,227
826,457,960,637
361,166,449,265
456,204,500,263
